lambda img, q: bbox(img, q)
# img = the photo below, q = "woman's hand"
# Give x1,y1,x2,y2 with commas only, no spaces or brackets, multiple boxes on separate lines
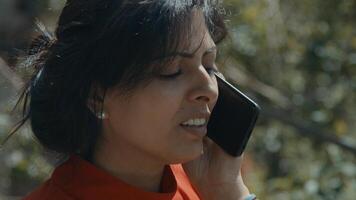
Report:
182,137,250,200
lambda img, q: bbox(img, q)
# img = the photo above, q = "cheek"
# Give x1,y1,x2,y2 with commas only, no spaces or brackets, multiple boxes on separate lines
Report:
106,84,185,142
102,83,204,162
136,86,184,131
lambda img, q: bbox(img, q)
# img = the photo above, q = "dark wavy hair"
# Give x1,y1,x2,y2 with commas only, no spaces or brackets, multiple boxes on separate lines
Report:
8,0,228,159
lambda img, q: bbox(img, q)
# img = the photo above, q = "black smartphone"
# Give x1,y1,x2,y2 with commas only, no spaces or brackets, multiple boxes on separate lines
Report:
207,72,260,157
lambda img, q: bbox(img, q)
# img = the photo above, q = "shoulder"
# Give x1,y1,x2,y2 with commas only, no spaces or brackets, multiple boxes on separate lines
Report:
22,156,76,200
22,179,74,200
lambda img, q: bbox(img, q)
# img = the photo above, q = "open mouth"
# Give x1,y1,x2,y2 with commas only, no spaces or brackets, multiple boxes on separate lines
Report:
179,124,207,138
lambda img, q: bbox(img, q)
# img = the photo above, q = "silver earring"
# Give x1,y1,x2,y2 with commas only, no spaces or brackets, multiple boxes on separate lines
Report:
96,112,107,119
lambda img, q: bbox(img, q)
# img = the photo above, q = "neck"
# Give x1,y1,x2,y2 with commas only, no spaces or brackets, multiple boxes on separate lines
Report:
92,136,166,192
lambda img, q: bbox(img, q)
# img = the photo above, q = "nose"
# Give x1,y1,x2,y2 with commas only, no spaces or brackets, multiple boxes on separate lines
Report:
187,65,219,106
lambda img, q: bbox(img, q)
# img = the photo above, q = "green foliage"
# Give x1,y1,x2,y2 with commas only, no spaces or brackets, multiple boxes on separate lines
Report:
219,0,356,199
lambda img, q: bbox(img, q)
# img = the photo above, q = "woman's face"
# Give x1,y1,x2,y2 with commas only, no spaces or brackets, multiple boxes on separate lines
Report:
99,12,219,164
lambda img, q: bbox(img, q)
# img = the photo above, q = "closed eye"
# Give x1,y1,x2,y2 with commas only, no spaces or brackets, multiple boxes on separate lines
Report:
159,69,182,79
159,66,219,80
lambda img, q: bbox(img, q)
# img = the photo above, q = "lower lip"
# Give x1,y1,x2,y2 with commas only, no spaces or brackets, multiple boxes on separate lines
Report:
180,125,207,138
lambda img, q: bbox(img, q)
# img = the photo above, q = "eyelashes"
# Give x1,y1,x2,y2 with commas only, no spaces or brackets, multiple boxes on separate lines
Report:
159,70,182,79
159,67,219,79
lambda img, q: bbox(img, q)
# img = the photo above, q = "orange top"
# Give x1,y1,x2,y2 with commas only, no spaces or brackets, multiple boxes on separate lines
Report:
23,155,202,200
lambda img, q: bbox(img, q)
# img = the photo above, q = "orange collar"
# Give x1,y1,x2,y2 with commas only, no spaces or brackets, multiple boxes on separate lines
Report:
50,155,178,200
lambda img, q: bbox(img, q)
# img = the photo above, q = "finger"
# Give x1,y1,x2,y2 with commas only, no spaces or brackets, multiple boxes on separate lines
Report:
203,137,246,165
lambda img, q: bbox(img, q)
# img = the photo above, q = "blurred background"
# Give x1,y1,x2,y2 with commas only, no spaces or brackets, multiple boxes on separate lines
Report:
0,0,355,199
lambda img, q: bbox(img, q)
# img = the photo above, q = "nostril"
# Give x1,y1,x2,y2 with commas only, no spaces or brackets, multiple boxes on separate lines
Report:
196,96,210,102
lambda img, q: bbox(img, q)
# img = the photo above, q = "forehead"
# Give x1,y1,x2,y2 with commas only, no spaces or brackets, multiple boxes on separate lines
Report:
177,9,216,55
147,8,216,68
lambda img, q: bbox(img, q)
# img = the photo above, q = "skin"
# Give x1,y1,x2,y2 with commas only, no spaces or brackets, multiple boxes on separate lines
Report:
92,10,249,200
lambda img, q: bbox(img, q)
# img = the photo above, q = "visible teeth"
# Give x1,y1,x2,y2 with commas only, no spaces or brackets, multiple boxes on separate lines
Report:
181,118,206,126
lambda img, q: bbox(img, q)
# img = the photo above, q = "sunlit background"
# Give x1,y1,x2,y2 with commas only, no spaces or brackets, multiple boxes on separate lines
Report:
0,0,355,199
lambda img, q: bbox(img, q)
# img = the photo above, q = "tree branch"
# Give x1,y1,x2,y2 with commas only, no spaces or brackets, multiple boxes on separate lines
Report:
261,104,356,155
222,63,356,155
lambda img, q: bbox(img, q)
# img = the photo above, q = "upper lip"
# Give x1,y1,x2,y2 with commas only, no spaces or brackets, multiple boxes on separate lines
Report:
180,112,211,125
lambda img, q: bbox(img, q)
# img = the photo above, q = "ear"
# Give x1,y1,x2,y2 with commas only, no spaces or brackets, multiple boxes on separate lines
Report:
87,83,108,119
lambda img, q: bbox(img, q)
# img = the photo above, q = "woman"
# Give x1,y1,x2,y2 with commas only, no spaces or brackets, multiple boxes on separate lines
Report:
17,0,257,199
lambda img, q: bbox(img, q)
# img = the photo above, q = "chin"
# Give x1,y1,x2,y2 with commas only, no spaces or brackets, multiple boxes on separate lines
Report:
168,143,203,164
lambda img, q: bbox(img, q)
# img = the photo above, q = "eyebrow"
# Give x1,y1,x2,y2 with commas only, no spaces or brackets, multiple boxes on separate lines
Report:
152,46,217,61
176,46,217,58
